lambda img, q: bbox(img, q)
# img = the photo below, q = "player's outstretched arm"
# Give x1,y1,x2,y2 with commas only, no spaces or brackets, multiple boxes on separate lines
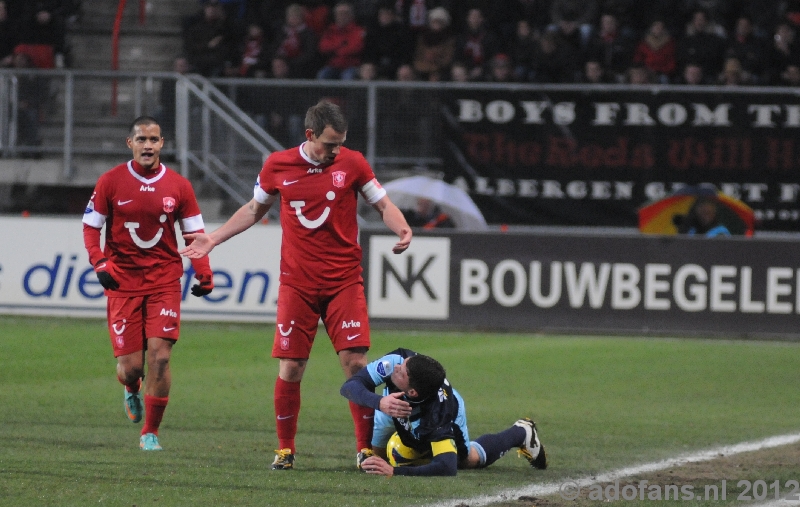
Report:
372,195,412,254
180,198,271,259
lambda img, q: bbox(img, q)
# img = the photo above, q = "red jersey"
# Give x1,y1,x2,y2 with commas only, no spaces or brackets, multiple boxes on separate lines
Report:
83,160,205,296
255,144,386,289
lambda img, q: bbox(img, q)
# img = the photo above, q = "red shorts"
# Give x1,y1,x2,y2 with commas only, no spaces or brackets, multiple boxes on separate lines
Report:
106,292,181,357
272,282,371,359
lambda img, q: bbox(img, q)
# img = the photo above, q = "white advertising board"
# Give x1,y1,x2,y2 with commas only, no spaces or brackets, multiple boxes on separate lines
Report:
0,216,281,322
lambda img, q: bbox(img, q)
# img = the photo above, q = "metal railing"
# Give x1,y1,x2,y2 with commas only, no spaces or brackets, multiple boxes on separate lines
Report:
0,69,449,210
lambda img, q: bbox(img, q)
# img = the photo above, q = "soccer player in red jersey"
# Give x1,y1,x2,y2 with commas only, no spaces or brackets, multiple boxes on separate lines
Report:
82,116,214,451
181,100,412,470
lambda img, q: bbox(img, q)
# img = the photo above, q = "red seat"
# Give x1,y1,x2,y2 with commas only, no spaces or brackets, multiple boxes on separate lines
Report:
13,44,55,69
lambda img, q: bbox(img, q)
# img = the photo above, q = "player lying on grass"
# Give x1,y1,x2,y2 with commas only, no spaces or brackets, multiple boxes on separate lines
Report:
340,348,548,476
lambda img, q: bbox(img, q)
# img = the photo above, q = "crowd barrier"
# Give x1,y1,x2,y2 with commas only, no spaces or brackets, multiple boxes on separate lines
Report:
2,217,798,338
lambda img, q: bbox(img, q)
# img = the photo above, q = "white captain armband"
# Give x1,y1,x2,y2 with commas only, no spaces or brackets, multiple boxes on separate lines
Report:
82,207,106,228
361,178,387,204
181,214,205,233
254,186,278,205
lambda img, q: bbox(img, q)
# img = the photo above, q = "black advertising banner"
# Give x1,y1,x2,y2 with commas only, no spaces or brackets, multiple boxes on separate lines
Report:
363,230,800,338
441,87,800,231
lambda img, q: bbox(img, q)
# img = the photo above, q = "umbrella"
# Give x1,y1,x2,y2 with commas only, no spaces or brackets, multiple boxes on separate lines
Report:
381,176,488,230
638,185,755,236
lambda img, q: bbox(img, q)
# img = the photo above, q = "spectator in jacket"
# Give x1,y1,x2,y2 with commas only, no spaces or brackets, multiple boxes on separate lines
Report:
633,18,677,83
183,0,241,77
676,8,726,79
585,12,635,82
766,21,800,84
316,2,366,80
724,15,768,84
270,3,320,79
455,8,501,81
412,7,456,81
362,2,414,80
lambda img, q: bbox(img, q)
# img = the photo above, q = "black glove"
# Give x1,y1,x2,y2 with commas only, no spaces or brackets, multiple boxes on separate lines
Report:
94,258,120,290
191,272,214,297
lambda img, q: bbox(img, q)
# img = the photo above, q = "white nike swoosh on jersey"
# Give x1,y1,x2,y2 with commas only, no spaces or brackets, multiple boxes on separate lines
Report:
277,415,294,420
118,200,133,205
362,415,373,419
283,179,299,185
163,326,176,332
346,334,361,341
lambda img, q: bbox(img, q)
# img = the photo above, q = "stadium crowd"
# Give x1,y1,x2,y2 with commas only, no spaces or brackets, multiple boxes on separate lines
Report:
177,0,800,87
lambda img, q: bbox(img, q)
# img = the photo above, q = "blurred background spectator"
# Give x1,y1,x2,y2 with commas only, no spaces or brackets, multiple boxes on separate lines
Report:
182,0,242,76
231,23,268,77
0,0,19,67
455,7,501,81
586,12,635,82
581,59,614,83
412,7,456,81
402,197,455,229
509,18,538,82
362,1,414,80
316,1,365,80
11,51,46,150
724,15,768,84
677,8,726,80
268,3,320,79
676,61,706,84
15,1,69,66
766,21,800,84
633,18,676,83
484,53,515,82
626,63,654,84
531,29,581,82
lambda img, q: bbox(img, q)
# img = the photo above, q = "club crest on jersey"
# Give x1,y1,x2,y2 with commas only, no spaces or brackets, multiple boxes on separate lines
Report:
376,360,390,377
332,170,346,188
280,337,290,351
163,197,175,213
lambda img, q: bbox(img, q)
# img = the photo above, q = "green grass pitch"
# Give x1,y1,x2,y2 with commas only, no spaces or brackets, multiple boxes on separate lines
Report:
1,315,799,506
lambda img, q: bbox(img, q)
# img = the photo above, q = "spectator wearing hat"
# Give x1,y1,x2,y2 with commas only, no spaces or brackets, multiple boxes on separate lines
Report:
412,7,456,81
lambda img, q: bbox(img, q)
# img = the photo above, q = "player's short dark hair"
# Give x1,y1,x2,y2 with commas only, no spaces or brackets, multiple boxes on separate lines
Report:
129,116,161,137
305,100,348,137
406,354,446,400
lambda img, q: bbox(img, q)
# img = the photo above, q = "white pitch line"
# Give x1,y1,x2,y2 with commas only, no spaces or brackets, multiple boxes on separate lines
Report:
750,498,800,507
422,432,800,507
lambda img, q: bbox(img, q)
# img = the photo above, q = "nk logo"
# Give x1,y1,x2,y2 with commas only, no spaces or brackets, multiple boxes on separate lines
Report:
367,236,450,320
